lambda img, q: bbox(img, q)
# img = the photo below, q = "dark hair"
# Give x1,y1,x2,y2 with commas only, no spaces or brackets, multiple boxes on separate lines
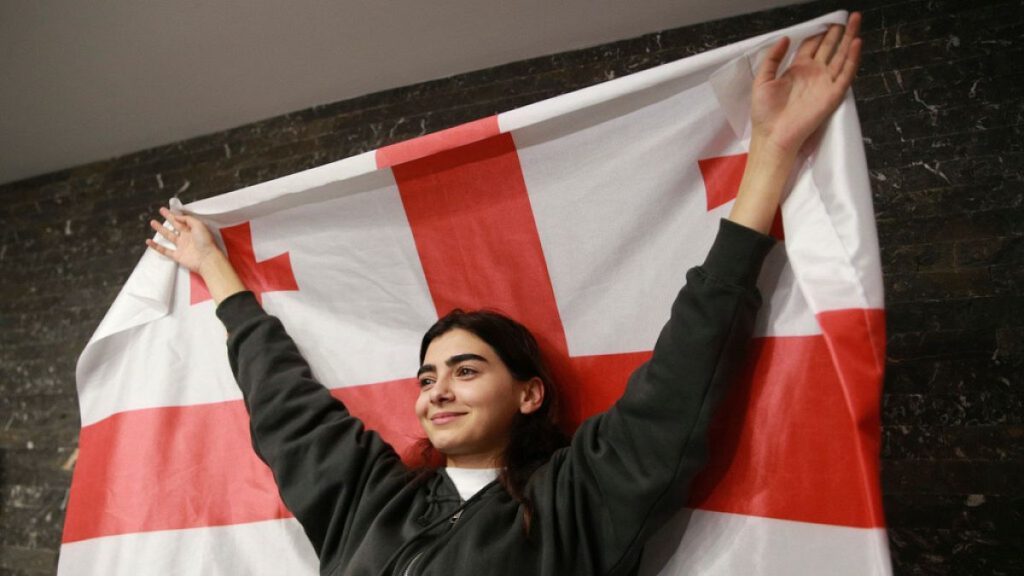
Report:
416,308,568,533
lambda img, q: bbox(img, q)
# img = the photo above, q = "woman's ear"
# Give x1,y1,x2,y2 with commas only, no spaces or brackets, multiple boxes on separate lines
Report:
519,377,545,415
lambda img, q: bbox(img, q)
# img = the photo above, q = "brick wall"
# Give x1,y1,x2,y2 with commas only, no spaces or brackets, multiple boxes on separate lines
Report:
1,0,1019,573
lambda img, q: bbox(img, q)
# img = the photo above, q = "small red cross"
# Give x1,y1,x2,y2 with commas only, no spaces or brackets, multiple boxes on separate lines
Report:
699,153,784,240
190,221,299,305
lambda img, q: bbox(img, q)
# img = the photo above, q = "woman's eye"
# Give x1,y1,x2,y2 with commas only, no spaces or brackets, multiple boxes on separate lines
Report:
456,366,476,377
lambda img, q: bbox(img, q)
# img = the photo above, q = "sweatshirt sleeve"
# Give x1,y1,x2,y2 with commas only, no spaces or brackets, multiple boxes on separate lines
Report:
216,293,409,560
539,219,775,574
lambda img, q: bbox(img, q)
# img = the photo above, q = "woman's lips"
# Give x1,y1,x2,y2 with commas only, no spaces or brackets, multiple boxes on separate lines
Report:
430,412,465,425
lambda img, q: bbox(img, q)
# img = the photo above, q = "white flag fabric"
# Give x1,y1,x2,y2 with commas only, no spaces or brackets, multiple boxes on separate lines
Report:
61,11,891,575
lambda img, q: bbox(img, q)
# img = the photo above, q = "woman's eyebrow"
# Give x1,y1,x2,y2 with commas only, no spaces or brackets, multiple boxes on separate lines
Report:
416,353,488,378
446,353,488,367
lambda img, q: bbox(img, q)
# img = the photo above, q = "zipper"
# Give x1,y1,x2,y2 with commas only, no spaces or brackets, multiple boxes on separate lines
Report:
399,507,466,576
394,477,496,576
402,552,423,576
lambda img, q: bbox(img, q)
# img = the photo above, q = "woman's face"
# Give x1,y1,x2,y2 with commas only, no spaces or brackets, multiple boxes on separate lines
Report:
415,328,542,468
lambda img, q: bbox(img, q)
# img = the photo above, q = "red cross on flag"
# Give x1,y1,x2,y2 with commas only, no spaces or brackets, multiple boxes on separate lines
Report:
62,11,890,576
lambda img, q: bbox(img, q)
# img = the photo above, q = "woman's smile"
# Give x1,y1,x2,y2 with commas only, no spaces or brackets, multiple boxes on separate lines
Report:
430,411,467,425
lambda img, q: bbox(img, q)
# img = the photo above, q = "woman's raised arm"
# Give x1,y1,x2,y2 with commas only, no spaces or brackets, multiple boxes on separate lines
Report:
532,14,863,573
146,207,411,560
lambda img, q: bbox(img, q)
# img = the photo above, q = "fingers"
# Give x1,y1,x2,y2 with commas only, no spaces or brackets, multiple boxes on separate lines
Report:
756,36,790,84
149,217,179,242
829,13,862,79
835,37,863,90
145,238,174,259
159,206,192,235
147,206,187,261
796,31,824,60
814,24,844,64
796,12,862,71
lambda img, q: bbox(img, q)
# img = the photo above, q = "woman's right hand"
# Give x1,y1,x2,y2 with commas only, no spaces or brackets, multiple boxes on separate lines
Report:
146,207,248,304
146,207,223,273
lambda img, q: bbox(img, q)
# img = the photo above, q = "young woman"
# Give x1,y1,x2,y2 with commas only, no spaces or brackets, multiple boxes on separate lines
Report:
147,15,861,575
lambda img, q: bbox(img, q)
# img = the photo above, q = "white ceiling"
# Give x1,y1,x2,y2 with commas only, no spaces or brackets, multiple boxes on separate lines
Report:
0,0,803,186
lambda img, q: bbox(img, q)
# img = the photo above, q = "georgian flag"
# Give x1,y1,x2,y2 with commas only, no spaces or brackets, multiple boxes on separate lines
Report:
61,11,891,575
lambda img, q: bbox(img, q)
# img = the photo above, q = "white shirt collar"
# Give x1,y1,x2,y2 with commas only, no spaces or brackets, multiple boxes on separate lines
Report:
445,467,499,501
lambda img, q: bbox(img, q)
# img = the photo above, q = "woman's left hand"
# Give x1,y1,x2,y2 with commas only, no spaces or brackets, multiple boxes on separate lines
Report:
750,12,862,157
727,13,862,234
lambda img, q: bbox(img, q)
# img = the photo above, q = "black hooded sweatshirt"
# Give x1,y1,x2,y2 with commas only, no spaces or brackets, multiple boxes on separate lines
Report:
215,219,775,576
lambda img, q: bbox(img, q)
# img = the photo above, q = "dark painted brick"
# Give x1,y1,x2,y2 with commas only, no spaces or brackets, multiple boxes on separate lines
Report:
885,268,1008,303
872,180,1023,221
868,48,1023,98
869,0,1013,29
886,526,1023,576
865,124,1024,172
956,236,1024,267
877,208,1024,245
1,485,69,550
884,357,1019,395
883,493,1022,529
880,241,956,272
882,459,1024,494
883,492,1024,573
0,444,75,491
0,545,57,574
857,74,1024,125
886,296,1024,334
883,425,1024,461
883,392,1022,426
886,328,1001,364
860,99,1024,147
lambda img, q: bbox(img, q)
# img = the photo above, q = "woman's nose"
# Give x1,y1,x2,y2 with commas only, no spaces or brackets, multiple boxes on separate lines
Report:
430,377,454,404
